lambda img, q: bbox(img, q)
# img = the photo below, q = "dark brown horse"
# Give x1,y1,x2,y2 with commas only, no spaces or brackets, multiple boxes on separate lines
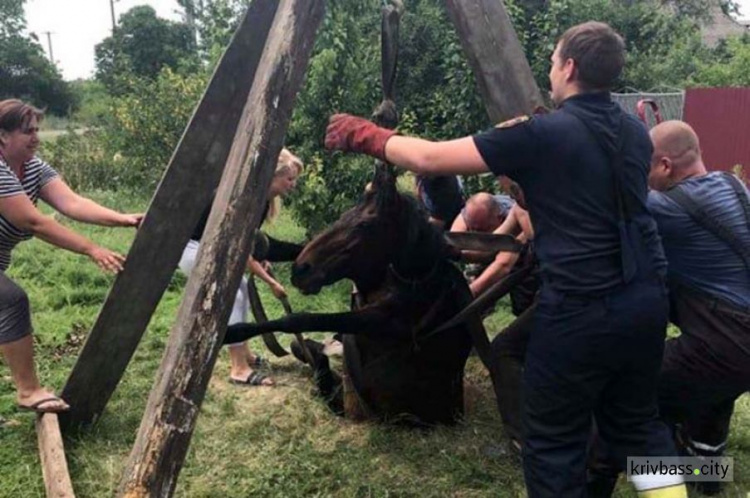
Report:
224,168,486,425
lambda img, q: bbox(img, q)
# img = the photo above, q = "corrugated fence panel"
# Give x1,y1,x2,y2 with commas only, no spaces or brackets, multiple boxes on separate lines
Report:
683,87,750,180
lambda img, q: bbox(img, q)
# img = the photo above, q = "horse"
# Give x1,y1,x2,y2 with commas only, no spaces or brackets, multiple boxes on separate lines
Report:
224,167,493,425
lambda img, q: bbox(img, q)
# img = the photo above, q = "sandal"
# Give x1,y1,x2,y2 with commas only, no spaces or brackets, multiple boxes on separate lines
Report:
17,396,70,414
229,371,273,386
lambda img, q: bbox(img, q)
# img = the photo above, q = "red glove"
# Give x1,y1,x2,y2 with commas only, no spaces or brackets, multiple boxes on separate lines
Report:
325,113,396,161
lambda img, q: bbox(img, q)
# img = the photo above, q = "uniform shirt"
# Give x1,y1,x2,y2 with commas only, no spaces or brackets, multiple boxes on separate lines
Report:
648,172,750,309
0,156,59,271
416,175,465,225
472,92,666,294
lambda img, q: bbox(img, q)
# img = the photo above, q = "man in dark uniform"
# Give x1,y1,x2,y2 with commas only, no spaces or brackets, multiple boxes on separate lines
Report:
648,121,749,495
324,21,685,498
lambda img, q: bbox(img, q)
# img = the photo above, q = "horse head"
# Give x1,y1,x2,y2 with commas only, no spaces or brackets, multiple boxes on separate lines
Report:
292,165,440,293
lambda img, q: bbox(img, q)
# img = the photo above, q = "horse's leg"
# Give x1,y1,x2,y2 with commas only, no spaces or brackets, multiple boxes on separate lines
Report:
223,305,396,345
291,339,344,415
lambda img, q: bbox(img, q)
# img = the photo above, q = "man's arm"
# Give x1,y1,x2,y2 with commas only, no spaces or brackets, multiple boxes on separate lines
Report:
470,250,521,297
450,212,468,232
383,136,490,176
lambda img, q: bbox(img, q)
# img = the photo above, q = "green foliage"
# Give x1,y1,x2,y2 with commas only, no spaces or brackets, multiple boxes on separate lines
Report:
68,79,112,126
0,0,77,115
43,68,208,193
691,35,750,87
286,0,499,231
177,0,249,65
520,0,713,92
0,0,25,37
95,5,199,95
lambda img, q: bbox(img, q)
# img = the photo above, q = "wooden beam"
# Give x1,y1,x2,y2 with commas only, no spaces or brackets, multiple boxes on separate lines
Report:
36,414,75,498
59,0,280,431
443,0,544,122
117,1,325,496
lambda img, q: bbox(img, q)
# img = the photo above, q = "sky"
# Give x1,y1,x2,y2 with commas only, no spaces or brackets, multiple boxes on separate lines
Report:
24,0,750,82
25,0,183,81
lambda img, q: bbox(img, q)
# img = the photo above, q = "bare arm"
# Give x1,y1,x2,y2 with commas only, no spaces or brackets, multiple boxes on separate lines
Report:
0,194,125,272
247,256,286,298
40,178,142,227
384,136,490,176
470,250,521,297
450,212,468,232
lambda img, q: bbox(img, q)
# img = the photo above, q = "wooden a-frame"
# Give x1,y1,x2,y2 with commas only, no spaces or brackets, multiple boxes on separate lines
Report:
47,0,543,496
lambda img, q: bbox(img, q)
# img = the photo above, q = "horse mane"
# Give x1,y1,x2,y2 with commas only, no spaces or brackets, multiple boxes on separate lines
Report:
389,190,450,274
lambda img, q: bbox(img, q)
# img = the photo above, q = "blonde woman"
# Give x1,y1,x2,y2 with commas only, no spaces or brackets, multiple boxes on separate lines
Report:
179,148,303,386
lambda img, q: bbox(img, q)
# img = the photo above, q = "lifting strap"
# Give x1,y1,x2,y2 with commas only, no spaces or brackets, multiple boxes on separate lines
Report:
662,172,750,271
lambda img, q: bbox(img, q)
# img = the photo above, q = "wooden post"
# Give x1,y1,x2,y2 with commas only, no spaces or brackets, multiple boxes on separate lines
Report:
59,0,280,431
117,1,325,496
36,414,76,498
443,0,544,122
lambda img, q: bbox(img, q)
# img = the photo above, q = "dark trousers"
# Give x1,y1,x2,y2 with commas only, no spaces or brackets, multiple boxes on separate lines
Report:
522,280,676,498
659,288,750,460
491,303,536,443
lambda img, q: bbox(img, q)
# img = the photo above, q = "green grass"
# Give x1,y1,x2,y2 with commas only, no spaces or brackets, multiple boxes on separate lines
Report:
0,191,748,497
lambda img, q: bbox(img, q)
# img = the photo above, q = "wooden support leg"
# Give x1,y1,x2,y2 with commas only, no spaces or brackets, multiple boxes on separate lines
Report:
36,414,75,498
117,1,326,496
59,0,281,432
443,0,544,122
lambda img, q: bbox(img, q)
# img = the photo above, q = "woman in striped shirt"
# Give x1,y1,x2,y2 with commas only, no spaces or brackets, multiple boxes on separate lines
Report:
0,99,142,413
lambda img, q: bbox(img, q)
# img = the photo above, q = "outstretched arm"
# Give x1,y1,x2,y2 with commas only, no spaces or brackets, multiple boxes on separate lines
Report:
325,114,489,176
383,136,489,176
224,305,397,345
0,193,125,272
40,178,142,227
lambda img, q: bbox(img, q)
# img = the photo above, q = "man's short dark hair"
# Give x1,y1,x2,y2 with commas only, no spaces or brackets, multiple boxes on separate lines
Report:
558,21,625,91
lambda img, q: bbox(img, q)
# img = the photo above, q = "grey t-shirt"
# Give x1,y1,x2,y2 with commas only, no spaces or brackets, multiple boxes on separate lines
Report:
648,172,750,308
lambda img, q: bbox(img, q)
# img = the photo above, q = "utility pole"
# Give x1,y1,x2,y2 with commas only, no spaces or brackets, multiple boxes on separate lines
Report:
109,0,117,33
41,31,54,65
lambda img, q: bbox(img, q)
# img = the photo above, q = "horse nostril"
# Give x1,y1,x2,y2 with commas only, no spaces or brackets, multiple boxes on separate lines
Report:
292,262,311,280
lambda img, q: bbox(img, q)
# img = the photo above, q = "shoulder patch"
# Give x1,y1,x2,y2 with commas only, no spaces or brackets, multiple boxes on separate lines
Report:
495,115,530,129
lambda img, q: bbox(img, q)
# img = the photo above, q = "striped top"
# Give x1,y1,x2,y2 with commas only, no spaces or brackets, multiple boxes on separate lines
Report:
0,156,59,270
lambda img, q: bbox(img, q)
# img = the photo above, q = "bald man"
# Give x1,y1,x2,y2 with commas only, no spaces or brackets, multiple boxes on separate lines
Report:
648,121,750,495
451,192,513,234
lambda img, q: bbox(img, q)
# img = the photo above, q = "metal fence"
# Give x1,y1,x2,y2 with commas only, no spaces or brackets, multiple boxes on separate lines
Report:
612,91,685,128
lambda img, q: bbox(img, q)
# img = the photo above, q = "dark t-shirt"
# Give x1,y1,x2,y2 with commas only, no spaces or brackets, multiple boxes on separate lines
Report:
648,172,750,309
416,175,465,225
472,92,666,294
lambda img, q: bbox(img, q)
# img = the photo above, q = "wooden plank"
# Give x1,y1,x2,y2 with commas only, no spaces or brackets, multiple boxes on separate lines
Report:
36,414,76,498
58,0,280,431
443,0,544,122
117,1,326,496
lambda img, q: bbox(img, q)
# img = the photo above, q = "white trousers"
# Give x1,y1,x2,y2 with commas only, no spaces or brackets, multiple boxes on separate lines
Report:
178,239,248,346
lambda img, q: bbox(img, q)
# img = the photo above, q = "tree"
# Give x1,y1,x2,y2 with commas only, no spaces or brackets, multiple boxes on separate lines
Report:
95,5,198,95
0,0,77,115
0,0,25,37
692,34,750,87
176,0,250,64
